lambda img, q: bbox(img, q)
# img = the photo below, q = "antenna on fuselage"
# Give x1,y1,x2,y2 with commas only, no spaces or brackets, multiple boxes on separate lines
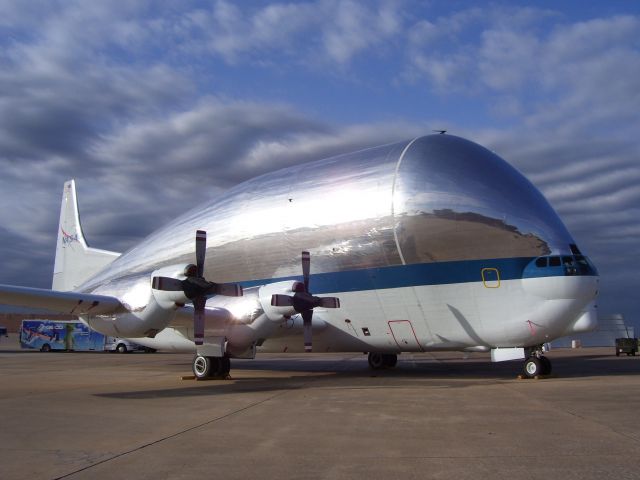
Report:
433,130,447,134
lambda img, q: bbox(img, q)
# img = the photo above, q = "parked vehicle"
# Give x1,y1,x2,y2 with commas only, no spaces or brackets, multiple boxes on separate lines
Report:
20,320,148,353
104,336,151,353
615,338,638,356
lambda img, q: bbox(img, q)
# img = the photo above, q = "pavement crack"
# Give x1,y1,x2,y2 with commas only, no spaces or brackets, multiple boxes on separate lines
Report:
50,388,292,480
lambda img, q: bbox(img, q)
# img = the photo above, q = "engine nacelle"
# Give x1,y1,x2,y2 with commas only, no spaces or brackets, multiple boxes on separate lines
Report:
87,264,195,338
258,281,300,321
85,294,178,339
150,264,193,309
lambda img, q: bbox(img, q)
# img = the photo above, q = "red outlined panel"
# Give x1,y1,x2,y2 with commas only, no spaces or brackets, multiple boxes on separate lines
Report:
388,320,423,351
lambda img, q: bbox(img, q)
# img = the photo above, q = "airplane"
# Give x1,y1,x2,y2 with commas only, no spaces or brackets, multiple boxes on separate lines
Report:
0,133,599,379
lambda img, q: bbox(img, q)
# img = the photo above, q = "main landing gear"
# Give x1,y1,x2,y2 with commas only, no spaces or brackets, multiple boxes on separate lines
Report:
192,354,231,379
522,347,552,378
367,352,398,370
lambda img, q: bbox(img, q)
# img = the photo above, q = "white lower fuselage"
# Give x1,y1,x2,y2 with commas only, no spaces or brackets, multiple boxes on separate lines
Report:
112,273,597,354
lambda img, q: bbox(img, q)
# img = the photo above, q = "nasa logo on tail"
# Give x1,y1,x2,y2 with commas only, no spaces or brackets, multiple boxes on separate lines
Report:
61,227,79,246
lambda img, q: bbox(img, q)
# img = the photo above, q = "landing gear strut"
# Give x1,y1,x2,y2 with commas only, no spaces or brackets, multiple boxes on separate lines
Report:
192,354,231,379
368,352,398,370
522,347,552,378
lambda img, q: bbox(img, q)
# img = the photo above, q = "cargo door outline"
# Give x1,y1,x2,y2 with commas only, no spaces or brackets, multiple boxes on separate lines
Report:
388,320,423,351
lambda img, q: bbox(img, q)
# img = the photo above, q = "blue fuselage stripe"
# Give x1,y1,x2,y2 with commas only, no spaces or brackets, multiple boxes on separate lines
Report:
239,256,586,294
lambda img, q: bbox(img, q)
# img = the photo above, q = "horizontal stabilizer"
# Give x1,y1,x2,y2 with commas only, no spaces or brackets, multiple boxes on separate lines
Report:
0,284,125,316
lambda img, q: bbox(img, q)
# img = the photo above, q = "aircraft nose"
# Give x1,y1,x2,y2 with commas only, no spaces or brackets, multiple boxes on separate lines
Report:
522,271,599,301
521,254,598,300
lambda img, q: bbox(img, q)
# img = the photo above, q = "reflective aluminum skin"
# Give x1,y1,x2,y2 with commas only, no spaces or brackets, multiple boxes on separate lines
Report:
84,134,574,293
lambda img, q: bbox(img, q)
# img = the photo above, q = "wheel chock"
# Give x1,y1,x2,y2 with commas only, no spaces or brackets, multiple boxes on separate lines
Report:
516,374,554,380
180,374,233,381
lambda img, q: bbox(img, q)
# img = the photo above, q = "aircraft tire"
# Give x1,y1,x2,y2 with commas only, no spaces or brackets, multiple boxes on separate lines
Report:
382,354,398,368
540,356,552,375
41,343,51,352
207,357,231,378
220,357,231,377
193,354,212,379
368,352,386,370
116,343,127,354
523,357,542,378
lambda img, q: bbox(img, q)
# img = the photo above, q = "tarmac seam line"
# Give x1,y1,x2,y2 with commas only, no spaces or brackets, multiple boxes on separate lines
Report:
49,388,294,480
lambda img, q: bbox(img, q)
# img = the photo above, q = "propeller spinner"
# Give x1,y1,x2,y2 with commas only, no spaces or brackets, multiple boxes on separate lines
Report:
151,230,243,345
271,251,340,352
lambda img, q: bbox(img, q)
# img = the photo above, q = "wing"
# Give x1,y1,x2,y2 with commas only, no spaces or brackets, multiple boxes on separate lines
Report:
0,284,125,315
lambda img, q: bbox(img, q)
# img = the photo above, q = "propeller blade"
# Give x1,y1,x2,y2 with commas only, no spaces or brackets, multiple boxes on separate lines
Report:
193,296,206,346
301,251,310,292
318,297,340,308
302,309,313,353
152,276,184,291
213,283,243,297
271,294,294,307
196,230,206,278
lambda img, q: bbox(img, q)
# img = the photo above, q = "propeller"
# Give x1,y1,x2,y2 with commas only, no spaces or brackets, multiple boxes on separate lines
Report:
151,230,243,345
271,251,340,352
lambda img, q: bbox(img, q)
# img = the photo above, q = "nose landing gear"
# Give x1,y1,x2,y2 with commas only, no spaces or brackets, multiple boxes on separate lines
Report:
522,347,552,378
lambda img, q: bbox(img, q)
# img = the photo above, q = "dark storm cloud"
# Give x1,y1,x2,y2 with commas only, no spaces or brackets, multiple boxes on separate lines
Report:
91,99,423,185
0,63,189,162
0,223,54,288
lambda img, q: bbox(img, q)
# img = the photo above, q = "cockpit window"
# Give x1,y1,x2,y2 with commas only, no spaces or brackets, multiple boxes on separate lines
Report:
526,254,597,277
549,256,561,267
535,257,547,268
574,255,588,266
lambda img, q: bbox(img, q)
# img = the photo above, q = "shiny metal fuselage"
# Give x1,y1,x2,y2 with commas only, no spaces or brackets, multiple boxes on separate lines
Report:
82,135,598,353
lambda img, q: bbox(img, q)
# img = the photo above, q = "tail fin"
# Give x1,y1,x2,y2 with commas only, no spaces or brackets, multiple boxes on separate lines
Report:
52,180,121,291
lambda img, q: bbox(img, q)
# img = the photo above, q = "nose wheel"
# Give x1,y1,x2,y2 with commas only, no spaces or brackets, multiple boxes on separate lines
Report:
523,354,552,378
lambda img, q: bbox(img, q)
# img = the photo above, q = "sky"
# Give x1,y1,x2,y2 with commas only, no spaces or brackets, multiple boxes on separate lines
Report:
0,1,639,325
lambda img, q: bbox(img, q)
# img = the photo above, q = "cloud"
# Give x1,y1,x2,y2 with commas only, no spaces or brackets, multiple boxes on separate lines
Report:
321,0,402,64
198,1,317,62
162,0,406,67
